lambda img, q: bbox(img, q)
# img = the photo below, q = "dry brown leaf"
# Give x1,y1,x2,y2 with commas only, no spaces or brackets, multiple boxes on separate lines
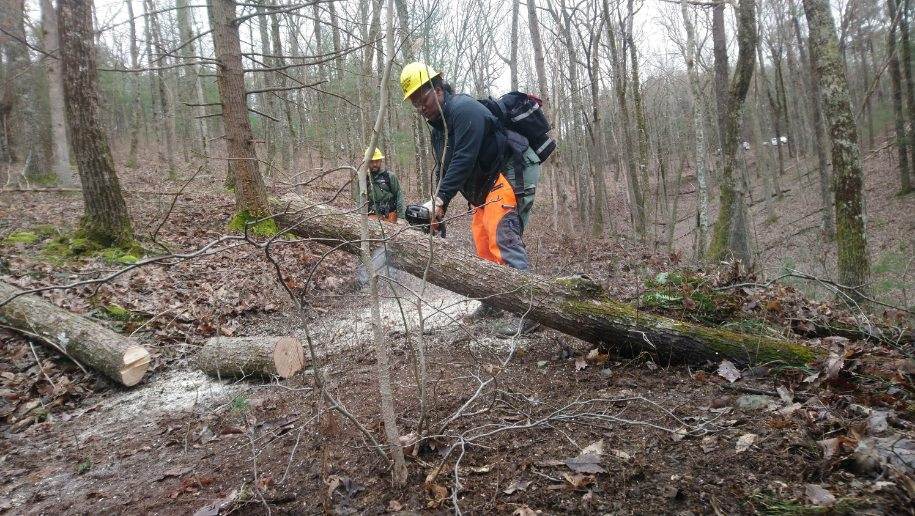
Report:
717,360,741,383
503,479,533,495
512,505,538,516
735,433,757,453
562,472,594,489
581,440,604,456
805,484,836,506
565,452,605,474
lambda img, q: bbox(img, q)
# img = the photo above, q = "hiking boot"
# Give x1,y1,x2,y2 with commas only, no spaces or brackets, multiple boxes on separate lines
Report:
494,317,542,337
465,302,502,322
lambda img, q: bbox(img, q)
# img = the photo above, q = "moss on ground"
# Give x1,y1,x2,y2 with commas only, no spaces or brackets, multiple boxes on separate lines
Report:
40,233,146,265
3,231,40,245
3,225,58,246
227,210,281,237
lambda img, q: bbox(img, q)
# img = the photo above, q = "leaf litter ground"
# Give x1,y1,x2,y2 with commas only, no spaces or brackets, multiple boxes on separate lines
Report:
1,152,913,514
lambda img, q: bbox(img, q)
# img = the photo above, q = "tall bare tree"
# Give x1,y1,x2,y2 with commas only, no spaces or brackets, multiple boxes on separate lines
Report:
708,0,757,265
207,0,270,215
802,0,870,298
680,0,710,258
58,0,134,246
41,0,74,186
2,0,50,180
887,0,913,193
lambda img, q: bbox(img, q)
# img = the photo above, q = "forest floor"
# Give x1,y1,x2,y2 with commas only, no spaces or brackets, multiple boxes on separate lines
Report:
0,148,913,514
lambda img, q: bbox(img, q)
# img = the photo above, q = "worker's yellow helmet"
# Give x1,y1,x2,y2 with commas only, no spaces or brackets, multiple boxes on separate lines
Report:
400,62,441,101
366,147,384,161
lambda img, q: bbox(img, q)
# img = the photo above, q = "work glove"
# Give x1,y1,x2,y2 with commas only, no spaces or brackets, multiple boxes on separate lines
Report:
422,196,445,222
386,212,398,223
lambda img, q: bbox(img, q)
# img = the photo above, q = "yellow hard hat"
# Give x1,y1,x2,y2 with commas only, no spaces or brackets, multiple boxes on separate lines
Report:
400,62,441,101
366,147,384,161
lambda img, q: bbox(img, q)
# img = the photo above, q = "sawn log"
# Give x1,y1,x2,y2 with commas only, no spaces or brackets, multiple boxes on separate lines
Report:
0,280,151,386
274,195,819,367
197,336,305,379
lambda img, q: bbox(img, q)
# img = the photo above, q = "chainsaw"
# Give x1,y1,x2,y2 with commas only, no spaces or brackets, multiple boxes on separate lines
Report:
404,204,446,236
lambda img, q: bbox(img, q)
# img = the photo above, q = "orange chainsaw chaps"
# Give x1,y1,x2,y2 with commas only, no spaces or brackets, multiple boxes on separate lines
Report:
470,173,528,270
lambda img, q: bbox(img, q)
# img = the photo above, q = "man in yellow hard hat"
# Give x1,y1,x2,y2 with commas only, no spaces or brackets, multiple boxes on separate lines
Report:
355,147,404,223
400,62,538,336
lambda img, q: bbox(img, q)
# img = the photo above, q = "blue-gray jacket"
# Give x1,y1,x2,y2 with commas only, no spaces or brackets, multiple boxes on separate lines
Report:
428,92,507,208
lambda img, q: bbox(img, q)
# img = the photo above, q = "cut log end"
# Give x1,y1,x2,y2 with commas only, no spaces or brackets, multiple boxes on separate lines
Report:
119,346,151,386
197,336,306,379
273,336,305,378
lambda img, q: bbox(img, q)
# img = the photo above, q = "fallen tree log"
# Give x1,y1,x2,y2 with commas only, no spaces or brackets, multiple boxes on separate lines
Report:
0,280,151,386
274,195,820,367
197,336,305,379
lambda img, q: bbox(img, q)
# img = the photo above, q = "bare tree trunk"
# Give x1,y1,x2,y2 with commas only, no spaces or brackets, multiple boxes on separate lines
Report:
3,0,50,181
269,7,294,173
142,0,176,175
207,0,270,215
680,0,710,259
40,0,74,186
628,31,651,216
557,0,593,226
712,2,729,151
125,0,141,168
588,27,611,235
887,0,913,193
176,0,210,164
604,1,645,238
256,2,277,170
526,0,550,107
709,0,757,266
902,0,915,186
802,0,871,300
791,8,835,237
356,0,408,485
509,0,519,90
58,0,134,246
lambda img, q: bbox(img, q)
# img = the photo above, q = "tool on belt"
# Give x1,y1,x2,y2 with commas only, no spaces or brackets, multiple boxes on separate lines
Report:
404,204,446,236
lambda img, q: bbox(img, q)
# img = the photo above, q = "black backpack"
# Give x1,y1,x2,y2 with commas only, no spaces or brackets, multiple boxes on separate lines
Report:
479,92,556,162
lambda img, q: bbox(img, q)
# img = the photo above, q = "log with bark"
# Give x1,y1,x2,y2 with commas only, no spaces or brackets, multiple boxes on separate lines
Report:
0,280,151,386
273,195,820,367
196,336,305,379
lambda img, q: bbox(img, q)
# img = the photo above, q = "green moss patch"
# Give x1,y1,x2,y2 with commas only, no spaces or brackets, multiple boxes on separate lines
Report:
228,210,281,237
3,231,39,245
40,233,146,265
2,225,58,247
